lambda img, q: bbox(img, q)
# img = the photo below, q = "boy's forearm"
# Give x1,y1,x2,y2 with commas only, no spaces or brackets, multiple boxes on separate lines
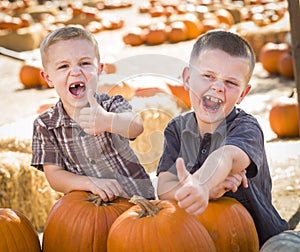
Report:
108,112,144,138
194,145,250,193
157,172,181,200
44,165,92,194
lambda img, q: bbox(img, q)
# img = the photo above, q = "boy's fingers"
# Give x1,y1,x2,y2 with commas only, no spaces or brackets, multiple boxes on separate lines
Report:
87,89,98,107
176,158,190,185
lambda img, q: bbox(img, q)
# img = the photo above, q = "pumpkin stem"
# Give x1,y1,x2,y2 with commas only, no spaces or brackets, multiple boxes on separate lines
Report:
87,193,116,206
129,195,162,218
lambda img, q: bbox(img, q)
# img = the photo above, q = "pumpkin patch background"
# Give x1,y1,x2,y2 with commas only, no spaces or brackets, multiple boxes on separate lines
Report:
0,0,299,247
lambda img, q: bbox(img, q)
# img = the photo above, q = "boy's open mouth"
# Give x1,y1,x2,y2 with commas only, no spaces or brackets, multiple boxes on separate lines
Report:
203,95,222,111
69,83,86,96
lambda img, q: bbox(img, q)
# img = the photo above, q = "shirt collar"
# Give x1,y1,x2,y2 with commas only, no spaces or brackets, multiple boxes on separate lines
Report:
182,107,239,138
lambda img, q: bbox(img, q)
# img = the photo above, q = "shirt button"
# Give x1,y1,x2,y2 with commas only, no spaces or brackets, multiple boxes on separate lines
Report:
201,149,207,154
90,159,96,164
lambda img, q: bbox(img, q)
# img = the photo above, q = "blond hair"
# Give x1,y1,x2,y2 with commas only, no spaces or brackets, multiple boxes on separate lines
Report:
40,26,100,68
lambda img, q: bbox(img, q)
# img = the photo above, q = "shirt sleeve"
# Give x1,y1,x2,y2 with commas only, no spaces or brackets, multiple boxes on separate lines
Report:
31,117,64,171
225,114,264,178
102,94,132,113
156,119,181,175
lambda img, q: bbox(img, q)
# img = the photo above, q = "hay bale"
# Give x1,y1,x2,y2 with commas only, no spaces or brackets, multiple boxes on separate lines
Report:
0,151,60,232
0,137,32,153
130,93,188,173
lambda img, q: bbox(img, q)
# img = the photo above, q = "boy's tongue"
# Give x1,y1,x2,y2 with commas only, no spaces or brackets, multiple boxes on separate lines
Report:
69,84,85,96
204,97,221,111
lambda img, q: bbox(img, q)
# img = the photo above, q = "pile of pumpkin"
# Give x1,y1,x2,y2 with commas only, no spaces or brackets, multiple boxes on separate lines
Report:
259,40,294,79
122,0,288,46
0,0,130,52
2,191,300,251
258,39,299,139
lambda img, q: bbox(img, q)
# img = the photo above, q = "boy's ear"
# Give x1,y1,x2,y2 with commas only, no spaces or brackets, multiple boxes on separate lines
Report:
40,70,54,88
237,84,251,104
98,63,104,75
182,67,190,90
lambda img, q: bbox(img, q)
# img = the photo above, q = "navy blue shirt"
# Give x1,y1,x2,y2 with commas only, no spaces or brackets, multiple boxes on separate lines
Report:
157,107,289,247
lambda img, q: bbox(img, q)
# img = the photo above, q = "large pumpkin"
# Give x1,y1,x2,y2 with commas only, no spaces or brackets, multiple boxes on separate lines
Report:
260,230,300,252
259,42,289,75
269,93,299,138
107,196,217,252
0,208,41,252
197,197,259,252
42,190,133,252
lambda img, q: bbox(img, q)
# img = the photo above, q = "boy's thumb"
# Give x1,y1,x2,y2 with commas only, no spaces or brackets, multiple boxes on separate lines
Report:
176,157,189,184
87,89,97,107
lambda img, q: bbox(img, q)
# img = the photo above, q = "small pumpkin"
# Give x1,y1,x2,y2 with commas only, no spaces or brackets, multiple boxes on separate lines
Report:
107,196,217,252
19,62,42,88
166,80,191,108
123,27,145,46
259,42,289,75
42,191,133,252
0,208,41,252
260,230,300,252
197,197,259,252
144,22,167,45
178,13,204,40
19,61,48,88
269,92,299,138
277,50,294,79
166,20,188,43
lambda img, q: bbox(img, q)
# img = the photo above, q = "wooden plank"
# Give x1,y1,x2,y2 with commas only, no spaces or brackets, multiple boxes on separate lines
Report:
287,0,300,135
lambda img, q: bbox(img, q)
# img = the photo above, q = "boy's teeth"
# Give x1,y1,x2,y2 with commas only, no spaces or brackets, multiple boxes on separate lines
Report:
205,96,221,103
70,83,84,88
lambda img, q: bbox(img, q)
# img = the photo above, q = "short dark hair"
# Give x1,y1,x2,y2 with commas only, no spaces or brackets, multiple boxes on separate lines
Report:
190,30,256,75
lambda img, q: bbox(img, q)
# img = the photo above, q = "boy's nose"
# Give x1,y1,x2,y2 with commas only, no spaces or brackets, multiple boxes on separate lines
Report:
70,65,81,75
211,79,224,92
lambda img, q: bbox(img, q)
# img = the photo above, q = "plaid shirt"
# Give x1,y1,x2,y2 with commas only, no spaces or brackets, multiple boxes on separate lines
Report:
31,92,155,199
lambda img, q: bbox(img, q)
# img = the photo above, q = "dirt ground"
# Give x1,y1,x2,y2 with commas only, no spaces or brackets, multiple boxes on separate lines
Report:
0,1,299,232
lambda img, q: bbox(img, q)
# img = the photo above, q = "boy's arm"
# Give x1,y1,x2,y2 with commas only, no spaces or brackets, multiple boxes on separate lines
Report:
43,164,128,202
174,144,251,215
78,89,144,138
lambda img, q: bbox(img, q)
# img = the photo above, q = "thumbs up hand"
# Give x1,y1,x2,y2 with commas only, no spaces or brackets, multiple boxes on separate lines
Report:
174,157,209,216
78,89,109,135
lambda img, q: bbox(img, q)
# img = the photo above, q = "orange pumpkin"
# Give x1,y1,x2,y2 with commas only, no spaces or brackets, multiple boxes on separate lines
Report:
98,81,135,100
166,81,191,108
166,20,188,43
179,13,204,40
19,63,42,88
269,94,299,138
42,191,133,252
125,76,172,97
144,22,167,45
122,27,145,46
19,61,49,88
107,196,217,252
277,51,294,79
197,197,259,252
259,42,289,75
215,8,234,27
0,208,41,252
